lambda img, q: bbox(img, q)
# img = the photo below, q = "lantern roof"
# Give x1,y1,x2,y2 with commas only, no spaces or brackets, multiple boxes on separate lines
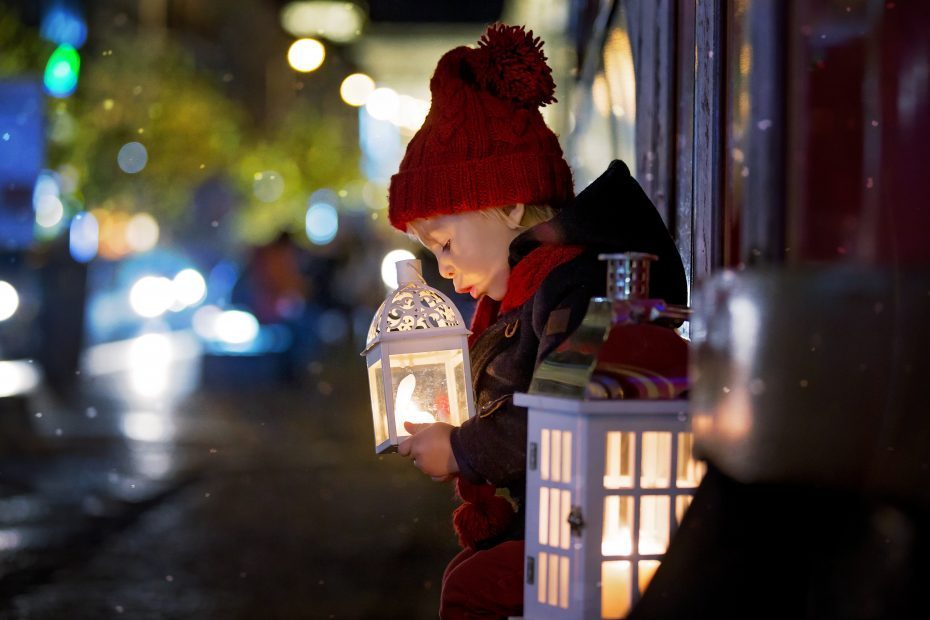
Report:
364,259,469,351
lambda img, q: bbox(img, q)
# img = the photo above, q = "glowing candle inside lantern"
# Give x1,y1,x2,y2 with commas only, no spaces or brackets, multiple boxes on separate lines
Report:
394,373,436,435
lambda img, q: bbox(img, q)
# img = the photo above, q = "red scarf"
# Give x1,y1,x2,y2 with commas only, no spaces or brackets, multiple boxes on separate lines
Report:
454,244,583,549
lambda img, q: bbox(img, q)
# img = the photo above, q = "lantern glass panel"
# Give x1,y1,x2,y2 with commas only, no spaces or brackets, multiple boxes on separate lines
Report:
367,359,388,448
640,432,672,488
387,349,468,438
638,559,661,593
601,560,632,619
604,431,636,489
676,494,693,524
602,495,634,556
639,496,670,555
676,432,706,488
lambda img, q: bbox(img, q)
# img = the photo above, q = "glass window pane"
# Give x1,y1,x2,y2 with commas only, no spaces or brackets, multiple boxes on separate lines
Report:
388,350,464,438
368,360,388,446
562,431,572,483
541,429,550,481
676,432,707,488
548,553,559,608
602,495,633,556
638,560,661,594
559,555,570,609
676,494,694,524
639,496,671,555
538,551,548,604
551,429,562,483
601,560,631,619
604,431,635,489
641,432,672,488
560,490,571,550
539,487,549,546
447,355,470,426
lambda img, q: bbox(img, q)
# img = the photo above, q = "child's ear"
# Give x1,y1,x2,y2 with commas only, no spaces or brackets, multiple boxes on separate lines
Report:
502,203,525,230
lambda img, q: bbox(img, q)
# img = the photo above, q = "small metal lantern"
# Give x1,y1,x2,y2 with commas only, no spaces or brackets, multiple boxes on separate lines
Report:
362,258,476,454
518,253,704,619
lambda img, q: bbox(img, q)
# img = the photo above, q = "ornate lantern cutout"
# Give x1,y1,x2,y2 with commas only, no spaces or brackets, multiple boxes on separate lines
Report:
362,259,476,454
517,253,705,619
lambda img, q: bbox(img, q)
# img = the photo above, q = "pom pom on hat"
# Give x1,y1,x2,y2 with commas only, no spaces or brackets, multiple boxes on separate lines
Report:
452,478,515,550
474,24,557,108
388,23,574,232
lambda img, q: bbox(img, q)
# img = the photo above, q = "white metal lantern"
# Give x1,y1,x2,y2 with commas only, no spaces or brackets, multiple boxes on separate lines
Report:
362,258,476,454
517,253,704,618
515,395,705,619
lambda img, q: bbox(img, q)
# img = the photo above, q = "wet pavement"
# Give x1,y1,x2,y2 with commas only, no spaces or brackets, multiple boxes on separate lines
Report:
0,337,460,619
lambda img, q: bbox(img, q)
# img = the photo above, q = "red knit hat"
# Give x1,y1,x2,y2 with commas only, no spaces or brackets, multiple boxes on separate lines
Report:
388,24,574,231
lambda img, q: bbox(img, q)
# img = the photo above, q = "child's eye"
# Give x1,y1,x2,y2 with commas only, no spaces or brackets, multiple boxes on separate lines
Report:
442,240,451,253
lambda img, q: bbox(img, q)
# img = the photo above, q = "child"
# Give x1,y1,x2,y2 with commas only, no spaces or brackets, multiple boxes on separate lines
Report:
392,24,687,618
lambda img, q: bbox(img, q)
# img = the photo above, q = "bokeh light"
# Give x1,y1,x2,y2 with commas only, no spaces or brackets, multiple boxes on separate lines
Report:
280,1,365,43
125,212,159,253
395,95,430,131
380,249,416,289
214,310,260,345
365,87,399,121
69,211,99,263
43,44,80,98
127,334,173,399
172,269,207,308
0,281,19,321
117,142,148,174
40,5,88,48
129,276,173,318
35,194,64,228
253,171,285,203
305,202,339,245
287,38,325,73
340,73,375,106
192,305,222,340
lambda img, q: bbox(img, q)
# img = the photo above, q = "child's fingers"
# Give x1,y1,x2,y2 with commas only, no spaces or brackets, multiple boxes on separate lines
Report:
404,421,430,435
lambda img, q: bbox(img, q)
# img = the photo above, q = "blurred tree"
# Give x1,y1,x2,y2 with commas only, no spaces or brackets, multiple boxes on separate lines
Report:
1,7,360,246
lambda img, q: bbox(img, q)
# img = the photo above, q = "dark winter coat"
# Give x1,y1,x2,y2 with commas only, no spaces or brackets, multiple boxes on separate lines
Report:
449,160,687,542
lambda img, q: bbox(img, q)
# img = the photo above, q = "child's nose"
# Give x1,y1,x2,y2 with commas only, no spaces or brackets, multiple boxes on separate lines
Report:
437,257,454,279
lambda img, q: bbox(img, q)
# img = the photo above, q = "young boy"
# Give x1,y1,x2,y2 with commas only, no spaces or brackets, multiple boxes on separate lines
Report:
392,24,687,618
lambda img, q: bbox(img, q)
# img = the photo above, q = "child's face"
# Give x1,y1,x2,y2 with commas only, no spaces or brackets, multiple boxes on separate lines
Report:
414,210,522,301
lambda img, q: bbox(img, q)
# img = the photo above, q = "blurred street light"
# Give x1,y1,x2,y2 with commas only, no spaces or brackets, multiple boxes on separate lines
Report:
43,43,81,98
287,38,326,73
380,249,416,289
69,211,99,263
129,276,173,318
0,281,19,321
340,73,375,106
365,87,399,121
280,1,366,43
125,213,160,253
305,202,339,245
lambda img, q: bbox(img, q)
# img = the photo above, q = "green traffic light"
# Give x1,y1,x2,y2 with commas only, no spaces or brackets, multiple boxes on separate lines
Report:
44,44,81,97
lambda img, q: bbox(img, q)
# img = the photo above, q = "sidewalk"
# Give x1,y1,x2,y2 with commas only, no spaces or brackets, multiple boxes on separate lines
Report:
0,340,460,619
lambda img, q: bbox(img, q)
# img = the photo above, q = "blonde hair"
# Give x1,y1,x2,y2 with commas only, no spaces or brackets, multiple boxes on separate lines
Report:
406,204,556,245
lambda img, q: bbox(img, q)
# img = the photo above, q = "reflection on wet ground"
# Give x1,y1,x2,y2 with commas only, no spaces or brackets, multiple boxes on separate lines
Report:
0,337,459,619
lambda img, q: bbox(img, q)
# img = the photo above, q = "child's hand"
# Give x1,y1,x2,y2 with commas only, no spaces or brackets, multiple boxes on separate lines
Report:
398,422,459,481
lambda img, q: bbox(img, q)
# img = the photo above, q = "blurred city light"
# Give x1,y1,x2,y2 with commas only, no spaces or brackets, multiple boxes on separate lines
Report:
125,212,159,253
129,276,173,318
191,304,222,340
127,334,173,399
305,202,339,245
214,310,260,345
40,3,88,48
117,141,148,174
43,44,80,98
287,38,326,73
380,249,416,289
340,73,375,106
365,87,399,121
121,411,173,442
34,194,64,228
0,361,41,397
280,1,365,43
69,211,99,263
172,269,207,308
253,171,285,203
33,171,60,205
0,281,19,321
395,95,430,131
